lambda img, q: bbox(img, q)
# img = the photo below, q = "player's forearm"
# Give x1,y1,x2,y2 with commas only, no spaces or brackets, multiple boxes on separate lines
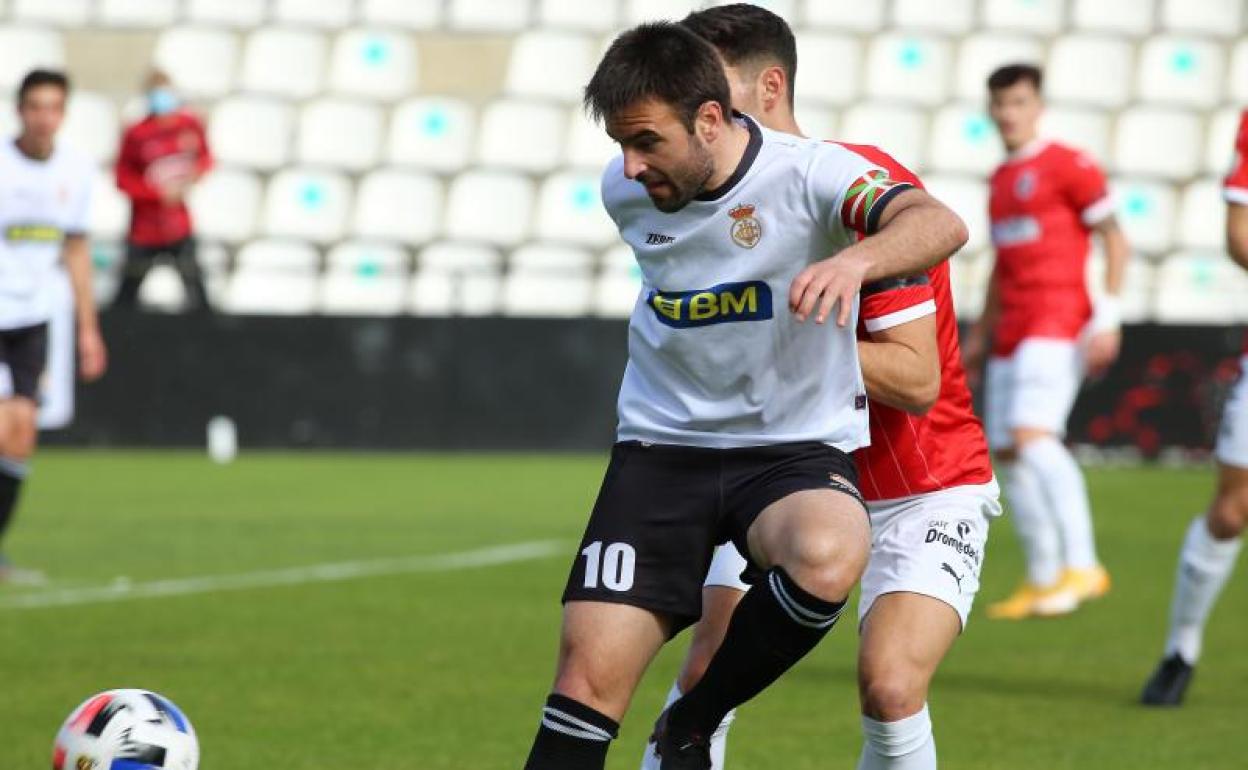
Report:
1099,219,1130,296
973,267,1001,335
856,194,968,283
1228,204,1248,271
858,339,940,415
63,237,100,332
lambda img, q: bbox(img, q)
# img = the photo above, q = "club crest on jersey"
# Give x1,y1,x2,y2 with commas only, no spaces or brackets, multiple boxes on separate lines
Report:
1014,169,1037,200
647,280,773,328
728,203,762,249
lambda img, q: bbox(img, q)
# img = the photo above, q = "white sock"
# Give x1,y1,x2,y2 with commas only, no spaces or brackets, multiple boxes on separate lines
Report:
857,704,937,770
1164,516,1242,663
640,681,737,770
1004,460,1063,586
1019,437,1099,570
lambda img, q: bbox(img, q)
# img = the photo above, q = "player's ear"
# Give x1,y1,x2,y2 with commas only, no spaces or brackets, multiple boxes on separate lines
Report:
694,100,725,142
760,66,786,111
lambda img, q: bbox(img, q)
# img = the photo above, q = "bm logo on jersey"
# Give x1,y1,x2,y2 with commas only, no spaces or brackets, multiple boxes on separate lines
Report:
648,280,773,328
728,203,762,248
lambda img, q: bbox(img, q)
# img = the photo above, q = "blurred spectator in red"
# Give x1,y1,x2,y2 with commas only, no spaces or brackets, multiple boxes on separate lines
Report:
114,70,213,311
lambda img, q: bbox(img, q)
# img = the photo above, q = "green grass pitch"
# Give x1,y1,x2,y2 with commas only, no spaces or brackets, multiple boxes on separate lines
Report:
1,451,1246,769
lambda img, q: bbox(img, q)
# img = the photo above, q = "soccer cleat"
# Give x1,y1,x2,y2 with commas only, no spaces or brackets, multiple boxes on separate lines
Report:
650,707,711,770
1060,565,1111,602
985,581,1077,620
1141,654,1195,706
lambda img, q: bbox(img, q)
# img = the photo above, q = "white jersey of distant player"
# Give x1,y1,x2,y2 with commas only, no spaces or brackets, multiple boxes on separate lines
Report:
0,138,93,330
604,116,913,450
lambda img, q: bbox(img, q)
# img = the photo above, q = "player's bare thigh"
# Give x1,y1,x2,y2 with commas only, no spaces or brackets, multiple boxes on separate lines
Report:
1207,462,1248,540
746,488,871,602
552,600,670,720
858,591,961,721
0,396,38,459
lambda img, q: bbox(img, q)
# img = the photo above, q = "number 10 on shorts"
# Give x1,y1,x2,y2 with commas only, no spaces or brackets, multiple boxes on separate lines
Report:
581,541,636,591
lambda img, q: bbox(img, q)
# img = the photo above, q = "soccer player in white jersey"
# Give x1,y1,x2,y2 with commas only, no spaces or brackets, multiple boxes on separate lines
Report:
0,70,107,581
1140,109,1248,706
636,7,998,770
521,23,968,770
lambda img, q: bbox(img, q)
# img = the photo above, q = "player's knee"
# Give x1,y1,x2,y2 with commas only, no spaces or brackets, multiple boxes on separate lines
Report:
993,447,1017,463
1209,486,1248,539
859,671,926,723
552,656,616,714
783,530,865,602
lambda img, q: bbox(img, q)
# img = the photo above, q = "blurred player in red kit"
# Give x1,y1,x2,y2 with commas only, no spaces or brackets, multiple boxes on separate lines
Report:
114,70,213,312
963,64,1131,620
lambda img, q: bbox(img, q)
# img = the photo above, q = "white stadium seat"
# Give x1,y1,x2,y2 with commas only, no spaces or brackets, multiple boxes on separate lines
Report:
320,270,408,316
594,266,642,318
602,243,635,270
408,269,456,316
444,171,535,247
1085,253,1153,324
296,98,384,171
980,0,1063,34
566,108,618,169
624,0,700,23
794,35,861,106
505,31,596,103
13,0,89,25
361,0,441,29
240,28,327,100
1047,36,1133,109
865,34,952,107
1110,179,1177,254
926,105,1002,175
539,0,620,32
1136,37,1224,110
477,100,565,173
137,264,189,313
891,0,973,34
536,171,617,248
329,29,416,101
0,99,16,140
88,175,130,242
273,0,354,28
223,271,320,315
419,242,503,273
327,240,408,274
352,170,442,244
98,0,177,27
185,0,266,27
793,103,836,142
1160,0,1243,38
510,243,595,272
1228,41,1248,103
1205,108,1241,176
1176,178,1228,250
0,27,64,90
188,168,263,243
62,92,119,165
948,250,989,320
154,27,240,99
955,34,1045,101
388,97,475,173
448,0,531,31
263,169,353,244
501,270,594,318
236,239,320,273
802,0,886,32
1115,108,1202,181
1071,0,1153,36
209,97,295,171
1153,251,1248,324
460,272,504,316
840,104,927,172
923,175,989,252
1040,108,1112,168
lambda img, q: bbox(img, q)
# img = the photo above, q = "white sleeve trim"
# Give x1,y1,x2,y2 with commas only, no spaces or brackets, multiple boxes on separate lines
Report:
1224,186,1248,205
863,299,936,333
1080,196,1115,227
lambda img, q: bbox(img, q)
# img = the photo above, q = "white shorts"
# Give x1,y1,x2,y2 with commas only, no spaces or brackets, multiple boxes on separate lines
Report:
1216,356,1248,469
984,338,1084,450
703,481,1001,630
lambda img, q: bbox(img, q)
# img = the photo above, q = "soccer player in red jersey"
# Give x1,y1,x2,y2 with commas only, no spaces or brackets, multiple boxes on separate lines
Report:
638,7,997,769
1141,109,1248,705
114,70,213,311
961,64,1130,620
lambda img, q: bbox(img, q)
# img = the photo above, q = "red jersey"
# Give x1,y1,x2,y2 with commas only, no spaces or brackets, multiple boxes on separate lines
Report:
836,142,994,501
1224,110,1248,355
116,110,213,247
987,140,1112,357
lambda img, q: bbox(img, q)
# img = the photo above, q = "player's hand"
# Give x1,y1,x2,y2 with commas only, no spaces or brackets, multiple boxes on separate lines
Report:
789,250,870,326
77,326,108,382
1083,329,1121,378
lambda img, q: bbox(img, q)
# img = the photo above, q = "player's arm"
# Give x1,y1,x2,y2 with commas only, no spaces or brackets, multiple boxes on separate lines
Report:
858,275,941,414
62,235,107,382
1083,213,1129,377
1229,203,1248,271
114,131,162,203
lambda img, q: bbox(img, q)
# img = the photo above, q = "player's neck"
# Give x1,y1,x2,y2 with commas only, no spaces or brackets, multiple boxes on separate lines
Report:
704,120,754,192
1004,129,1040,155
14,134,53,161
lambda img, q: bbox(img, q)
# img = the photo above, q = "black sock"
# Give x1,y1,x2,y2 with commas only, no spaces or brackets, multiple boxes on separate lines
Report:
0,466,24,549
667,567,845,738
523,693,619,770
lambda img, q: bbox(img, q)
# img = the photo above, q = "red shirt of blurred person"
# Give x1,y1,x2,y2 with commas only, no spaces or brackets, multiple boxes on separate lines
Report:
115,104,212,247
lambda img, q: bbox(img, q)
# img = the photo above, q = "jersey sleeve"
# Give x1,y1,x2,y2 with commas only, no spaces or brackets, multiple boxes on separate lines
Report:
1224,110,1248,206
860,274,936,333
807,145,915,240
1062,149,1114,227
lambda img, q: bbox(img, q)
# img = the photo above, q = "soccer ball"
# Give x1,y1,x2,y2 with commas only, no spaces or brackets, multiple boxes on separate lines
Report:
53,689,199,770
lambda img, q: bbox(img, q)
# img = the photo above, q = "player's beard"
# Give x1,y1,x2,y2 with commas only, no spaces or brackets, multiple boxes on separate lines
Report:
640,135,715,213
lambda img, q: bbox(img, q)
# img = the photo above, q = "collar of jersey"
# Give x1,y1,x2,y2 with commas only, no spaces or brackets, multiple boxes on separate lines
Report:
1005,137,1050,163
694,112,763,203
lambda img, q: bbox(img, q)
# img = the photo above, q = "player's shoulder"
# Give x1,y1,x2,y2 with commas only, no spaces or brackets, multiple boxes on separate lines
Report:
1043,140,1103,173
825,141,923,188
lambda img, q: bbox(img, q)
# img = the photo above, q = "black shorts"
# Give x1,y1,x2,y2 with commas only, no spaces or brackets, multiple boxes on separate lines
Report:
561,440,864,634
0,323,48,400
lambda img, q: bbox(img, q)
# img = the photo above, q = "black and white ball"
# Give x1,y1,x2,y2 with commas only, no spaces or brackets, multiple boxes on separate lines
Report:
53,689,199,770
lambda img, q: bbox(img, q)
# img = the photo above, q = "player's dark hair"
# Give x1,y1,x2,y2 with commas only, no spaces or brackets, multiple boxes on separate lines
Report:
16,69,70,104
987,63,1043,93
584,22,731,132
681,3,797,108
